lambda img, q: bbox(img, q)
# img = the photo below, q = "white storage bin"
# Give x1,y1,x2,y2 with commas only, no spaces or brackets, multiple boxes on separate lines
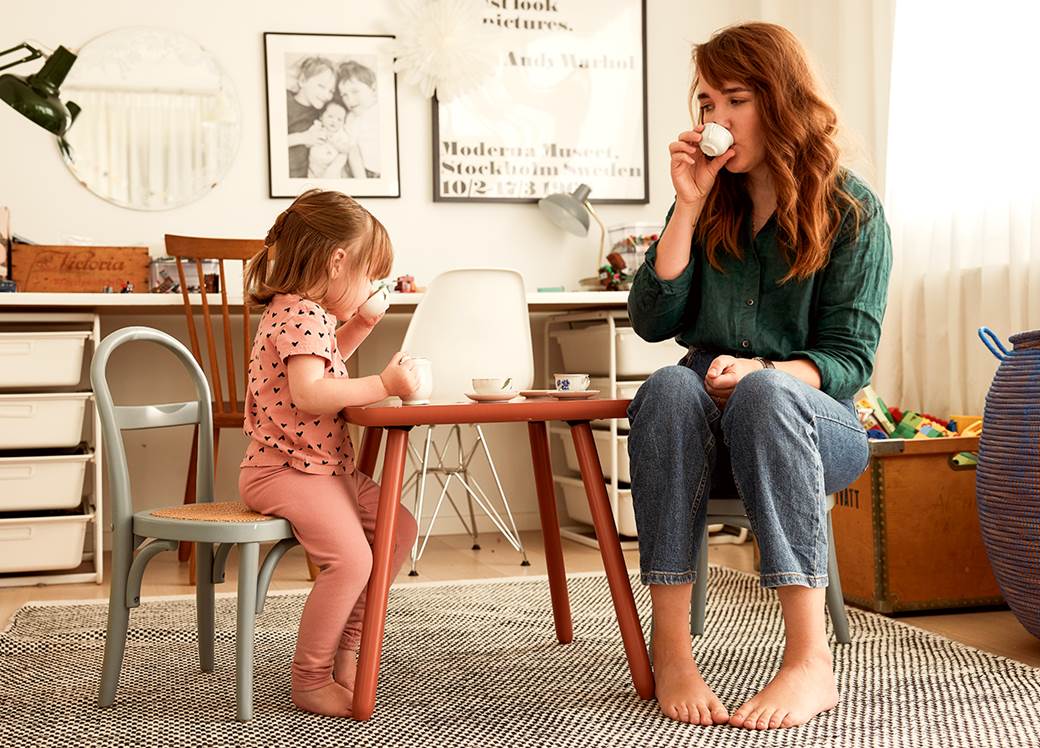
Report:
0,453,90,511
590,377,643,429
554,427,630,483
556,475,637,537
550,325,682,377
0,512,91,573
0,393,90,449
0,332,90,388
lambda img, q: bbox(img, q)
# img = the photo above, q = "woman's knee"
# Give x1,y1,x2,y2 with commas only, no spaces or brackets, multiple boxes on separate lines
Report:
628,365,711,425
724,369,806,429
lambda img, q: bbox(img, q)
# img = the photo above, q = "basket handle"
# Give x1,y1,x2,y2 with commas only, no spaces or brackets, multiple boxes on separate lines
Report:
978,327,1010,361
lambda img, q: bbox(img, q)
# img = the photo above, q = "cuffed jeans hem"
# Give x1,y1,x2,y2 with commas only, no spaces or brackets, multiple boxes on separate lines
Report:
759,571,829,589
641,569,696,586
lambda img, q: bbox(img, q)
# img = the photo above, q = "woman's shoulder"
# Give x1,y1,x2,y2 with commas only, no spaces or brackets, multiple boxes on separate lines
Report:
834,169,885,245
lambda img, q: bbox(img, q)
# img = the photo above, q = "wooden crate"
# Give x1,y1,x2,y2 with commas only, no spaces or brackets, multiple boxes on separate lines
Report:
832,435,1003,613
11,243,150,292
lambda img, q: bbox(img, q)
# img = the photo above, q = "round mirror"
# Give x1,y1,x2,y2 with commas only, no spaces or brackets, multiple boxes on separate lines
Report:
62,28,240,210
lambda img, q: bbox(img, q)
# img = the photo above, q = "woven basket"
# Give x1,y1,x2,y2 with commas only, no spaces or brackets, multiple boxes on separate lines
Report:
976,327,1040,639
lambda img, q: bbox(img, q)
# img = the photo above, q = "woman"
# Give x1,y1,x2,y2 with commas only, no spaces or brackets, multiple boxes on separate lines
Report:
627,22,891,731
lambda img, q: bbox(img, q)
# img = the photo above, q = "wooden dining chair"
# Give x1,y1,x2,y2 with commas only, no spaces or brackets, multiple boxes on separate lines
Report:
165,234,319,582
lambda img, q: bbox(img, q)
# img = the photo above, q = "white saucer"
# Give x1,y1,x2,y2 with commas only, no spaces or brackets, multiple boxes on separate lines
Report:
465,390,519,402
550,390,599,400
520,389,556,398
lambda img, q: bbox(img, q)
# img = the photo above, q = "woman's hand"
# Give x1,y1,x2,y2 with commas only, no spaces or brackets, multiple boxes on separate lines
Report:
669,126,736,208
379,352,419,399
704,355,763,408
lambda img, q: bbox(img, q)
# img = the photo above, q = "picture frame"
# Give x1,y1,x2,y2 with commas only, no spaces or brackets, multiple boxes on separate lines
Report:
432,0,648,204
263,32,401,199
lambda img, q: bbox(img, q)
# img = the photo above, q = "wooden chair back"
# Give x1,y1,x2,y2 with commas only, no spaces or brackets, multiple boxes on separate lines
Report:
164,234,264,421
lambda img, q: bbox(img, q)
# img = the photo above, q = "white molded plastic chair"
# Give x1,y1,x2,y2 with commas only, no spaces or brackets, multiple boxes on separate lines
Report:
399,268,534,573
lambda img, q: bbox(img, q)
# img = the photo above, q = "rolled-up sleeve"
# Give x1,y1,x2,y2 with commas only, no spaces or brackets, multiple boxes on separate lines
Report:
628,203,697,342
790,199,892,400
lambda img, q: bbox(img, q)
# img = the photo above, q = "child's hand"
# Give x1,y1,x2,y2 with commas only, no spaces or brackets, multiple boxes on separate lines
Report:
380,352,419,399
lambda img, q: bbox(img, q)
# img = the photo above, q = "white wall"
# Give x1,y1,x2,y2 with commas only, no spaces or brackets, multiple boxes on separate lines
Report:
3,0,892,543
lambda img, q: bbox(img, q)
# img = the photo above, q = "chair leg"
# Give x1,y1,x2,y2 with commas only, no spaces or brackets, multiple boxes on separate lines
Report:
179,426,199,562
98,535,134,708
236,542,260,722
196,542,215,673
825,513,851,644
690,527,709,637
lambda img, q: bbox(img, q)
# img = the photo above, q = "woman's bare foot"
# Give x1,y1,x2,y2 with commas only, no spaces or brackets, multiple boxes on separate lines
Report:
333,647,358,691
291,681,354,717
728,650,838,730
653,644,729,726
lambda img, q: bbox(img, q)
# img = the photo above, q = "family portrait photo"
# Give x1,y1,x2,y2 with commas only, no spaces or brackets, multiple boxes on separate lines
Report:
264,33,400,198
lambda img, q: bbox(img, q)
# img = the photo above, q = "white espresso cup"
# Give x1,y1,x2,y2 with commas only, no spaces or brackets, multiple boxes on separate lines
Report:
699,122,734,157
554,373,590,392
360,282,390,320
402,356,434,405
472,377,512,395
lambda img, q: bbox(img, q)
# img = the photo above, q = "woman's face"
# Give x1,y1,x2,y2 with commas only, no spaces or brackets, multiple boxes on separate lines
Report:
298,69,336,109
338,77,376,111
696,78,766,174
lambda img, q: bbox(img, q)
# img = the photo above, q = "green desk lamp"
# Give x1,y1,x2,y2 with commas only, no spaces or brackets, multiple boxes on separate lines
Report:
538,183,608,272
0,42,80,155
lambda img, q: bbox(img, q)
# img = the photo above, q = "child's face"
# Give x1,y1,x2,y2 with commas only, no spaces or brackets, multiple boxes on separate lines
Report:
323,247,373,321
338,77,376,110
298,69,336,109
320,104,346,131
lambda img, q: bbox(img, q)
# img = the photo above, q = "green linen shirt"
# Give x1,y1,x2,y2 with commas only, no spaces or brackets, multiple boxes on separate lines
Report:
628,172,892,401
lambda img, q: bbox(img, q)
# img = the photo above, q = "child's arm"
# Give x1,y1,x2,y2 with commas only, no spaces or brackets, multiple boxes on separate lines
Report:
336,312,381,360
345,143,367,180
286,351,417,415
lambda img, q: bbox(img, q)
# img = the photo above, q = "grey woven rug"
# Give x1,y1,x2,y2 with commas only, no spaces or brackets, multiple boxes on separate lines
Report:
2,567,1039,747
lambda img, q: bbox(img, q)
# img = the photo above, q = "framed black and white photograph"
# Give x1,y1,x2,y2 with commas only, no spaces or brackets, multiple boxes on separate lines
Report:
433,0,647,203
264,32,400,199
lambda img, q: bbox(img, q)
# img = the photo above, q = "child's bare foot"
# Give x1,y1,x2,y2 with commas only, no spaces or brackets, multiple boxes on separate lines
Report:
728,650,838,730
333,647,358,691
653,644,729,725
291,681,353,717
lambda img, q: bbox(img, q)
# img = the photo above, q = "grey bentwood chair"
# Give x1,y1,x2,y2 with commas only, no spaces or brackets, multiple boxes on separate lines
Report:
92,327,301,722
691,495,851,644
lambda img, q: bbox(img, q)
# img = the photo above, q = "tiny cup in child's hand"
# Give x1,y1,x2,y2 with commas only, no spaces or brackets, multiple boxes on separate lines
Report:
359,283,390,321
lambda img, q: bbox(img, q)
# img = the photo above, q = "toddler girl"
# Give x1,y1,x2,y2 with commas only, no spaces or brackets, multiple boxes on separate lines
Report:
239,189,419,717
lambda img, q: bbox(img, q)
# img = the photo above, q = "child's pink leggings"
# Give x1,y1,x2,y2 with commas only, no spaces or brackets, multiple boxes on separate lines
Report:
239,465,418,692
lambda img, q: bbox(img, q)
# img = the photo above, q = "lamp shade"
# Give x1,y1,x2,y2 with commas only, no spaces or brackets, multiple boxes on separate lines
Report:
538,184,592,237
0,45,79,136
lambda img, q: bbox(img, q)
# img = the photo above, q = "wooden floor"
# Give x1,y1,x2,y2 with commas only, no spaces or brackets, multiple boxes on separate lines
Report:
2,531,1039,668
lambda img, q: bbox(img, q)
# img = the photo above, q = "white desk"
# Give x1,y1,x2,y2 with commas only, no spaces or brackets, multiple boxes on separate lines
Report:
0,291,629,313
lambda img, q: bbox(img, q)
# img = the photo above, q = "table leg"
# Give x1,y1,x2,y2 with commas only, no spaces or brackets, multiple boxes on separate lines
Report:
527,421,573,644
352,427,408,721
358,426,384,479
569,421,655,700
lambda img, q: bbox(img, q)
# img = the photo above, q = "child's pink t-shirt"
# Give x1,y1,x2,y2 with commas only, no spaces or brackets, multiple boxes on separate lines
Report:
241,293,356,476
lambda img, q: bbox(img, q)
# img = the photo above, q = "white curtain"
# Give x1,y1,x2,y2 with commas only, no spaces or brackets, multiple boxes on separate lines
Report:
874,1,1040,416
68,90,234,209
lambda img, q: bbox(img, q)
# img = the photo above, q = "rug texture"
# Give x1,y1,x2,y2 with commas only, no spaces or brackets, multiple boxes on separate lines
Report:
1,567,1038,747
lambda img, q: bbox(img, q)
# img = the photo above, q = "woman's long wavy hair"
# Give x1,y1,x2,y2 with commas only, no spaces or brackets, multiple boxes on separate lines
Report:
689,22,861,282
245,189,392,308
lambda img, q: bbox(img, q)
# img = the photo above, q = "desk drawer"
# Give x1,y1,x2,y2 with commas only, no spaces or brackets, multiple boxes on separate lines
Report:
0,332,90,388
0,393,90,449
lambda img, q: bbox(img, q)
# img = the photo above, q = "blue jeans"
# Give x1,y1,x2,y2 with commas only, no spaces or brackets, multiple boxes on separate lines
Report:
627,349,869,589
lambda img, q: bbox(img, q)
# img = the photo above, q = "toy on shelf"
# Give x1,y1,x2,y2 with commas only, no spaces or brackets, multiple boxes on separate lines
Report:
394,275,417,292
855,386,982,440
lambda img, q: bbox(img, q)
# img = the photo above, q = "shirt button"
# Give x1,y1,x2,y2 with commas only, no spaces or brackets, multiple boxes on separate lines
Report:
746,298,755,306
741,339,750,349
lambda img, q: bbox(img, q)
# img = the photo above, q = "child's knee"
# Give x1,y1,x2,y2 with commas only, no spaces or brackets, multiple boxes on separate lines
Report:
322,543,372,586
396,507,418,547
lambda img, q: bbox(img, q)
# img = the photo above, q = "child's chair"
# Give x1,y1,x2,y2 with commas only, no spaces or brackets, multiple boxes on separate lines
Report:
398,268,535,573
92,326,302,722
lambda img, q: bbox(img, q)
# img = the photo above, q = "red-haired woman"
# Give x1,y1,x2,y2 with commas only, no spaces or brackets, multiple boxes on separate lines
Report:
627,22,891,730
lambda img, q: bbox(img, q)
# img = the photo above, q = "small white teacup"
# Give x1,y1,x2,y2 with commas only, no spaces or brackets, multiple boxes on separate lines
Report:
402,356,434,405
472,377,513,395
359,282,390,321
699,122,734,157
554,373,590,392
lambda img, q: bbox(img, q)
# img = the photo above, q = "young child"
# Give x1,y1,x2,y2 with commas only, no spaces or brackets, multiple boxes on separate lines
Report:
239,189,419,717
306,101,366,179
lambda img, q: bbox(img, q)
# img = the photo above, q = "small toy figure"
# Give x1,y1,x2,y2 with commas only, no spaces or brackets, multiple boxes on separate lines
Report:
394,275,416,292
120,281,134,293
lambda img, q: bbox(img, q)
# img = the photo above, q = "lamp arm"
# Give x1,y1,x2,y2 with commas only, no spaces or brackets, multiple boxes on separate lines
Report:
0,43,44,73
584,200,607,268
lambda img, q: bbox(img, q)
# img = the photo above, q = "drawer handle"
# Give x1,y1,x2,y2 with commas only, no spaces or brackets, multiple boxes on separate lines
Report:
0,342,32,356
0,466,33,480
0,527,32,541
0,404,34,418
